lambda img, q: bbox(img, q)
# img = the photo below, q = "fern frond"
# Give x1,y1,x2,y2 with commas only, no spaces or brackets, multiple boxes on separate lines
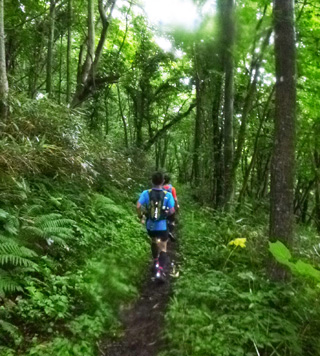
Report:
0,242,37,258
34,213,62,225
45,226,73,237
0,254,36,268
21,226,46,238
0,270,23,294
3,215,19,236
0,209,9,221
92,194,126,217
24,204,43,216
0,278,23,293
0,319,19,334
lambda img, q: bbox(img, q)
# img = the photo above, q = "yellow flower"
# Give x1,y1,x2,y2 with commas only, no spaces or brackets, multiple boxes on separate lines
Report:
228,238,247,248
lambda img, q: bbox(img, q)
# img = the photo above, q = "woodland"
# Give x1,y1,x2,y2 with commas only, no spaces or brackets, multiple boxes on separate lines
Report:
0,0,320,355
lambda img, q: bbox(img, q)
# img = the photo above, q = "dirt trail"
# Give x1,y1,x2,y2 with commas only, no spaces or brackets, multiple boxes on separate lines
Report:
99,241,176,356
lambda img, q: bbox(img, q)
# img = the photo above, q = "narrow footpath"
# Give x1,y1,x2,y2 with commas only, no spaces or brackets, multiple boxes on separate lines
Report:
99,240,177,356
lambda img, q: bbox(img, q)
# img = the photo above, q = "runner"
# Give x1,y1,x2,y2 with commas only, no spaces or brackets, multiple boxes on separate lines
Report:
163,174,179,241
137,171,175,281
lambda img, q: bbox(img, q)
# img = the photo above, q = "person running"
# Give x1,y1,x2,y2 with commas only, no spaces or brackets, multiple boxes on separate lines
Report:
163,174,179,241
137,171,175,281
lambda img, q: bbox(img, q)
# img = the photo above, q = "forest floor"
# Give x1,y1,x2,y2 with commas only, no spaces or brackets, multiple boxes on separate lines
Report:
99,239,177,356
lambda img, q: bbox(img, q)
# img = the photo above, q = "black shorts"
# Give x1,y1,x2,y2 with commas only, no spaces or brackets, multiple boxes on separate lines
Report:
147,230,169,241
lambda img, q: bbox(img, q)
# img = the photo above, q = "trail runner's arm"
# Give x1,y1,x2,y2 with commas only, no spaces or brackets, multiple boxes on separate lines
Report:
167,193,175,216
136,202,145,224
172,187,180,210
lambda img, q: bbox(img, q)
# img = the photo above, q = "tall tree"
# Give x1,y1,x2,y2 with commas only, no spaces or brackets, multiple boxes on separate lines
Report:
220,0,235,208
66,0,72,104
192,47,204,186
269,0,296,279
46,0,56,97
0,0,8,120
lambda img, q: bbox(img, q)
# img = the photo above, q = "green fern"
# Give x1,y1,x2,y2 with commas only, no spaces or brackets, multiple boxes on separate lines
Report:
0,242,37,258
0,255,36,268
0,319,22,346
24,204,43,216
0,209,9,221
34,213,74,228
92,194,126,218
21,213,75,248
0,270,23,295
0,234,37,269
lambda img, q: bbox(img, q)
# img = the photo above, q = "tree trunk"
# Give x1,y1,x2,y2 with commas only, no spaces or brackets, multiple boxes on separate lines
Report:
0,0,9,121
232,28,272,185
315,182,320,232
160,136,168,168
117,84,129,148
220,0,235,208
66,0,72,104
193,69,203,187
212,74,223,207
269,0,296,280
46,0,56,97
72,0,117,107
58,34,63,104
239,86,275,202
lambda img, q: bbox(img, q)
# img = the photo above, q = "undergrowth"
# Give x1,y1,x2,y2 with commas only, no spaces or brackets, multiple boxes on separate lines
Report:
0,96,151,356
160,192,320,356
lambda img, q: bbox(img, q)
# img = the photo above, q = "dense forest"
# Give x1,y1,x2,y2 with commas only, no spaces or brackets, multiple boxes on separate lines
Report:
0,0,320,355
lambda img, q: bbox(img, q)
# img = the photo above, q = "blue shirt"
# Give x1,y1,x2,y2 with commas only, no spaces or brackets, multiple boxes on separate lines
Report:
138,189,174,231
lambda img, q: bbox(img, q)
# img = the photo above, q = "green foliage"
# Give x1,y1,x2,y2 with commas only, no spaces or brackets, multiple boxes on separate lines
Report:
269,241,320,282
0,182,149,355
0,96,149,355
161,194,320,356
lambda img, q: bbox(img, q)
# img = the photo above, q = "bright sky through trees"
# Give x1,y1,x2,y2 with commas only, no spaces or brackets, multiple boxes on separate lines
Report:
143,0,200,28
141,0,216,52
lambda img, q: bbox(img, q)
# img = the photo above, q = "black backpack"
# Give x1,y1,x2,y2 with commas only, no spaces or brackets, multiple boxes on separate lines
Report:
147,189,168,221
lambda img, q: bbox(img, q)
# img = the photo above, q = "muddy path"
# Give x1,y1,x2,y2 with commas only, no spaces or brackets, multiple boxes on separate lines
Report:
99,240,177,356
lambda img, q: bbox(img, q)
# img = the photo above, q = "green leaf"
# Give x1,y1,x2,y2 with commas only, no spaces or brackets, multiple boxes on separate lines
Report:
295,260,320,281
269,241,292,265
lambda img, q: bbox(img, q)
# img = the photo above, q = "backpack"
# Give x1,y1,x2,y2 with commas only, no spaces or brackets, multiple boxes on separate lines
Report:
147,189,168,221
163,184,173,194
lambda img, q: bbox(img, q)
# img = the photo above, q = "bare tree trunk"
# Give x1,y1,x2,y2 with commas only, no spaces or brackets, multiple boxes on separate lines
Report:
220,0,235,208
117,84,128,148
58,34,63,104
66,0,72,104
193,68,203,186
269,0,296,280
46,0,56,97
232,28,272,183
212,74,223,207
160,136,168,168
0,0,9,120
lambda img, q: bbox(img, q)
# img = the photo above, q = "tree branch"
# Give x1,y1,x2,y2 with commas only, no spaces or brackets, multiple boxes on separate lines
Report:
143,102,196,150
